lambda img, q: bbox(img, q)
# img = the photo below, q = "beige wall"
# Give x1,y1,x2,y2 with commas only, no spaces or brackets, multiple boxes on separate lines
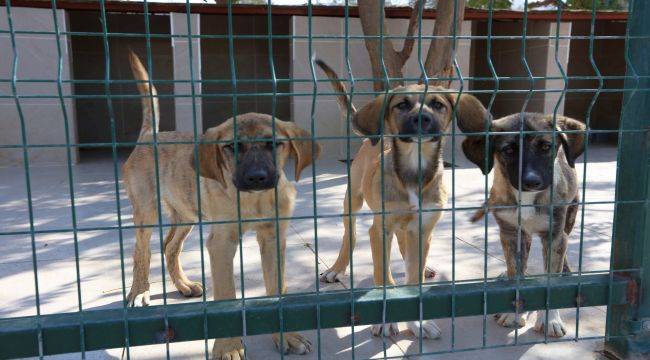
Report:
564,20,626,144
200,14,292,130
171,13,203,133
470,20,571,119
291,16,472,162
0,7,76,166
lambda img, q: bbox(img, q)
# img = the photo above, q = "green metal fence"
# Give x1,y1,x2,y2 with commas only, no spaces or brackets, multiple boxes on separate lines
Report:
0,0,648,359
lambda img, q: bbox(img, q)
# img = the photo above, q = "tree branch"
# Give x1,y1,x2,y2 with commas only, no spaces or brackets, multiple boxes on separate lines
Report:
398,0,424,64
423,0,467,88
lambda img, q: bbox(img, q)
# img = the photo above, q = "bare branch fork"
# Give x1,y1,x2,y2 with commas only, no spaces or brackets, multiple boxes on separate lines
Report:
358,0,467,91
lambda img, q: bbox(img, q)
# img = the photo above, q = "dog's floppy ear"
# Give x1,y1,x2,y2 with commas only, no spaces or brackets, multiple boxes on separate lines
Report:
192,127,227,187
462,136,494,175
446,92,494,174
445,92,490,133
277,120,321,181
352,93,393,145
556,117,586,168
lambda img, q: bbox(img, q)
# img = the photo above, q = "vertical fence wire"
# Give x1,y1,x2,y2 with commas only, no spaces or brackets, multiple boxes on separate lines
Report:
514,0,535,345
96,2,131,358
482,0,499,349
140,2,172,357
343,2,357,358
606,0,639,343
377,0,391,357
4,1,44,358
224,1,250,356
575,0,604,341
265,1,287,357
180,3,211,359
49,0,85,358
449,0,462,351
306,1,323,358
542,1,567,344
415,0,427,352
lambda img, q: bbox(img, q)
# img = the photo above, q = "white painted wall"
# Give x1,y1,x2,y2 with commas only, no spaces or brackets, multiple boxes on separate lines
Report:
0,7,76,166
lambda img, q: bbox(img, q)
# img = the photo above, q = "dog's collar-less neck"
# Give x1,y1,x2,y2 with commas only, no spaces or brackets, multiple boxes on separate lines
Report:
391,137,441,189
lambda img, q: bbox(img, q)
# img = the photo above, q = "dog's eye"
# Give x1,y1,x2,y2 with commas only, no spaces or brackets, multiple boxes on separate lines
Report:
539,142,551,152
265,141,284,150
396,100,411,111
502,145,515,156
430,100,444,111
223,142,243,152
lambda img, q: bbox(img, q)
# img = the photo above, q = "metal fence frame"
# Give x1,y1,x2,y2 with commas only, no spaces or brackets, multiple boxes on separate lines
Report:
0,0,648,359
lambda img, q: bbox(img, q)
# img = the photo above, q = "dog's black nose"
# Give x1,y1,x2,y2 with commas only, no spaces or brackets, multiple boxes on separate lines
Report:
244,169,269,187
400,114,440,141
522,171,544,191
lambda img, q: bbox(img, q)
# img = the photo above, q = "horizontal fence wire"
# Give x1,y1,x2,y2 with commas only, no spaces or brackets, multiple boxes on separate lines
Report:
0,0,646,359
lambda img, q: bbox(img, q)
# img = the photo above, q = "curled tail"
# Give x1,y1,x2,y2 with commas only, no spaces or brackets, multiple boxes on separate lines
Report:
129,51,159,140
314,57,358,120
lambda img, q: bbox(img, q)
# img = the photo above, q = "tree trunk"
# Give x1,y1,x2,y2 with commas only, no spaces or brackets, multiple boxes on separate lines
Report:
358,0,422,92
423,0,467,88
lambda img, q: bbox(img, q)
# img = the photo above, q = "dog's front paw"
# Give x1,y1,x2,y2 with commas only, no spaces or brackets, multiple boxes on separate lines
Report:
212,337,244,360
406,320,441,339
534,310,567,337
320,269,343,283
127,282,150,307
273,332,312,355
424,266,436,279
176,280,204,298
494,312,526,328
371,323,399,337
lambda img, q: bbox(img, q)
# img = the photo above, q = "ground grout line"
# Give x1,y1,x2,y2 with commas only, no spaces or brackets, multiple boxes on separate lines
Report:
455,235,507,264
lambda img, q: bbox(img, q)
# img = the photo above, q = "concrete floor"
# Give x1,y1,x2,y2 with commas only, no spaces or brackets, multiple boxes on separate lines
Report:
0,145,619,359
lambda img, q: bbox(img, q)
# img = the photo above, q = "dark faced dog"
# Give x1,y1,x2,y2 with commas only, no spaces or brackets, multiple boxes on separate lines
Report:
460,112,586,337
124,52,319,359
316,59,488,339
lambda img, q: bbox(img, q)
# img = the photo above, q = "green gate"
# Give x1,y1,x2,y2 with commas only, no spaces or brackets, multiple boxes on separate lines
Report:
0,0,648,359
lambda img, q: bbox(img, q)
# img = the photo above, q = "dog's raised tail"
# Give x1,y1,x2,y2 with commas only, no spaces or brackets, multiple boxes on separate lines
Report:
314,57,357,118
129,51,159,140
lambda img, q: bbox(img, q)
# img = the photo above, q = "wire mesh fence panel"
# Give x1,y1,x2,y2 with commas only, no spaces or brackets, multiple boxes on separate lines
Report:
0,0,648,359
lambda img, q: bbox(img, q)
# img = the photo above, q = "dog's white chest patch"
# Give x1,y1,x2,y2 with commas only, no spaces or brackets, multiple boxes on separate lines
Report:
408,189,419,208
516,191,537,219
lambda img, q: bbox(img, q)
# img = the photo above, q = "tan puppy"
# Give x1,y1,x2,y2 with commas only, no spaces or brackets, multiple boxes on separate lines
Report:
316,59,487,338
123,52,320,359
460,112,585,337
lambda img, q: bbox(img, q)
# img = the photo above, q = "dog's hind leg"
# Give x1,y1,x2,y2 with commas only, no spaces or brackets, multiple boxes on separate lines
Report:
127,208,156,307
163,216,201,297
321,186,364,284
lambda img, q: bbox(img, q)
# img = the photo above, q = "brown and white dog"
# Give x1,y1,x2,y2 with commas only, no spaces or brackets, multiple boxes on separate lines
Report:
316,59,488,338
123,52,320,359
459,112,586,337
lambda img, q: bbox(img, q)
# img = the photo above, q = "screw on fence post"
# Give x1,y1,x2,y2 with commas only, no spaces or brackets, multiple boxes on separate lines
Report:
604,0,650,358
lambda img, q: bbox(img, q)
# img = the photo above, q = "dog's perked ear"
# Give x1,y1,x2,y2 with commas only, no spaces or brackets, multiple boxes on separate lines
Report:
352,93,393,145
445,92,494,174
193,127,227,187
555,117,586,168
277,120,322,181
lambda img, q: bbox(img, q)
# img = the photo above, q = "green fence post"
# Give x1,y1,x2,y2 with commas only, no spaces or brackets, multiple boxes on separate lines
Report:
605,0,650,358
